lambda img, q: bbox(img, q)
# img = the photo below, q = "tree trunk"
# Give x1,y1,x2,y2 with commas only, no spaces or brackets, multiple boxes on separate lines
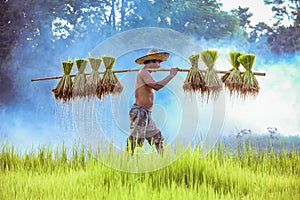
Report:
110,0,116,30
120,0,125,30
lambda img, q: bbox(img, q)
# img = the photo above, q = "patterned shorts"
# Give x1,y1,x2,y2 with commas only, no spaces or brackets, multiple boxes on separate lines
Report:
128,104,164,145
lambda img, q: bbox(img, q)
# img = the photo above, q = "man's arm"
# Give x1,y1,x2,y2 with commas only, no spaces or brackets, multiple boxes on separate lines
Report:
140,68,178,91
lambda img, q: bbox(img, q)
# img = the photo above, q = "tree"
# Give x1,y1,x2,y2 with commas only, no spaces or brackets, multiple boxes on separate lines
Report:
125,0,241,40
230,6,253,31
263,0,300,54
267,26,300,54
264,0,300,28
249,22,273,43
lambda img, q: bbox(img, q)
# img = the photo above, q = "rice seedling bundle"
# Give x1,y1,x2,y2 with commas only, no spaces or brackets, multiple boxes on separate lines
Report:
96,56,123,100
183,54,206,95
72,59,88,99
238,54,260,97
200,50,222,98
85,55,102,98
52,60,74,103
221,52,243,97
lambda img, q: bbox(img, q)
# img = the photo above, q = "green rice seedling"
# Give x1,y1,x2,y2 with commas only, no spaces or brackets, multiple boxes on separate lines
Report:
85,54,102,98
96,56,123,100
52,59,74,103
72,59,88,99
1,141,300,199
183,54,206,96
200,50,222,100
221,52,244,97
238,54,260,98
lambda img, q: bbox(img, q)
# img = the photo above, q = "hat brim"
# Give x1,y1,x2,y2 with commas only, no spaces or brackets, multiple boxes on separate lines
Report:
135,52,170,64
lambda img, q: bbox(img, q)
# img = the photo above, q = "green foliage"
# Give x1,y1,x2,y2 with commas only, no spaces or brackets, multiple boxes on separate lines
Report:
237,54,255,71
200,50,222,99
229,52,243,69
200,50,218,68
221,52,243,97
238,54,259,97
96,56,123,99
86,55,102,98
0,142,299,199
102,56,116,70
72,59,88,98
52,60,74,102
183,54,206,94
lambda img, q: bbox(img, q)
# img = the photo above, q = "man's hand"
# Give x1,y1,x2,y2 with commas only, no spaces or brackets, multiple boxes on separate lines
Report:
170,67,179,77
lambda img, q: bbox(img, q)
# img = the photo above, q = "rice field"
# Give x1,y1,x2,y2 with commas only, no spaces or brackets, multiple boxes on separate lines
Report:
0,138,299,200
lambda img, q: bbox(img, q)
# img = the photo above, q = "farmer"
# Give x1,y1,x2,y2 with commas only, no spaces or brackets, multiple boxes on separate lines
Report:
127,49,179,155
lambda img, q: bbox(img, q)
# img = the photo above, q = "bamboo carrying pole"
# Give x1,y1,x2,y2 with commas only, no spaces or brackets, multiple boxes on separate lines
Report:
31,68,266,82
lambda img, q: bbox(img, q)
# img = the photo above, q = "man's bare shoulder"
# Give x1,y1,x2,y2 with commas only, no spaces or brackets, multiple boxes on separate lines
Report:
137,68,152,79
137,68,156,86
138,68,150,75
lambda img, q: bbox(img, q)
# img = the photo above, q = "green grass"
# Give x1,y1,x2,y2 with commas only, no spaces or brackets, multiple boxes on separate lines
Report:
0,141,299,200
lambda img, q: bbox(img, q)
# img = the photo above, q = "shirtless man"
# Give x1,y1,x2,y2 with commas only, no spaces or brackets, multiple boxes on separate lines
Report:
127,49,179,155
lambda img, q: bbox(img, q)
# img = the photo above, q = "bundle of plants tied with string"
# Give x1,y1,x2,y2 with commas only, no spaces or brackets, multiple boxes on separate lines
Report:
85,54,102,99
221,52,243,97
96,56,123,100
72,58,88,99
238,54,260,98
200,49,222,99
183,54,206,96
52,59,74,103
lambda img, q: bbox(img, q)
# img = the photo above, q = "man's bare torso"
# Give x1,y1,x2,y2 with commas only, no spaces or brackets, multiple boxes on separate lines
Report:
134,69,154,110
133,64,178,110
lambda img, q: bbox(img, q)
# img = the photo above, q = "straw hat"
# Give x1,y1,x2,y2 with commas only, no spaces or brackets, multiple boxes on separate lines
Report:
135,49,170,64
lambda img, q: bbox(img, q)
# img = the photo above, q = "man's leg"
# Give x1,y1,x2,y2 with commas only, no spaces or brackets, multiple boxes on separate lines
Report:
155,140,164,156
128,105,147,155
146,131,164,155
127,136,144,155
